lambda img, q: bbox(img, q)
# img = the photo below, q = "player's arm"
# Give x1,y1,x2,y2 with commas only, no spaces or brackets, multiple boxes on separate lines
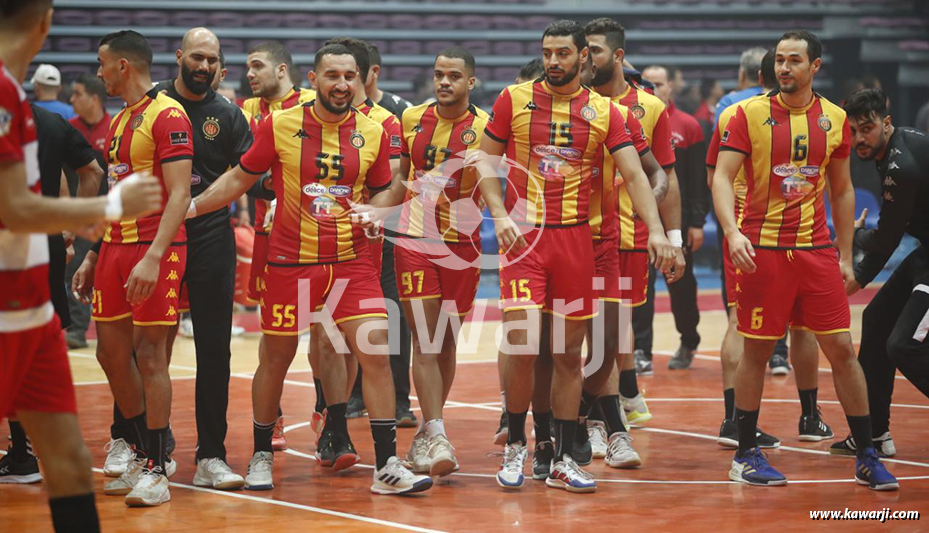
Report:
825,154,857,291
612,145,674,272
75,159,105,198
659,168,685,282
712,150,754,272
853,171,916,257
686,137,709,249
0,160,160,234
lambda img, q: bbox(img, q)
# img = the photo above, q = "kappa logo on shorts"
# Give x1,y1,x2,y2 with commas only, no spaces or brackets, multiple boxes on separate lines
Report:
166,288,177,299
166,306,176,317
168,252,180,263
166,270,179,281
170,131,189,146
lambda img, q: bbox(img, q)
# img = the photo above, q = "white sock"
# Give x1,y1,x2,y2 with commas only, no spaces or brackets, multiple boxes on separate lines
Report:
425,419,446,440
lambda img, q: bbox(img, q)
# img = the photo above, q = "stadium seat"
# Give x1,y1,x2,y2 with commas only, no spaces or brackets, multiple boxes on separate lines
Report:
423,41,456,55
492,16,524,31
393,41,426,56
134,10,170,27
392,66,426,82
493,41,524,56
54,38,93,53
284,14,317,29
219,39,245,54
146,38,171,54
389,15,424,30
462,41,492,56
424,15,458,31
209,12,245,28
356,14,389,29
171,12,207,29
460,15,492,31
525,16,555,31
285,39,318,55
95,10,131,26
319,14,353,30
250,13,287,28
54,10,92,26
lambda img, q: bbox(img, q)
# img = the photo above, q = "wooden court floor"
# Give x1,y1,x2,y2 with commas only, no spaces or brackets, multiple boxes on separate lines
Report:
2,300,928,532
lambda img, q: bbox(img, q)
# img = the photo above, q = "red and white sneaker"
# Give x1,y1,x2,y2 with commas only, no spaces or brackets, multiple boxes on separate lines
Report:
311,409,327,437
272,416,288,451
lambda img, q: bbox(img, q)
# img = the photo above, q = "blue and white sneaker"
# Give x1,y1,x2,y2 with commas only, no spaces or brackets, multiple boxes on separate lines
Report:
855,448,899,491
496,443,528,490
545,454,597,493
729,448,787,486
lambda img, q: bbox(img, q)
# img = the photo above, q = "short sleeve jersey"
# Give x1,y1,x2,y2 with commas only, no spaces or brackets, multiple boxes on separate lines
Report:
239,104,392,264
103,89,194,244
719,92,851,249
484,79,633,227
397,102,490,243
358,99,403,160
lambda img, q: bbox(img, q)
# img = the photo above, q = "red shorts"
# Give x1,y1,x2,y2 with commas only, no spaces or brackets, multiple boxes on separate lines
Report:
394,239,481,316
262,257,387,335
92,242,186,326
593,238,622,303
1,315,76,418
722,238,738,308
499,224,597,320
368,237,384,278
248,231,269,304
737,247,850,339
618,250,649,307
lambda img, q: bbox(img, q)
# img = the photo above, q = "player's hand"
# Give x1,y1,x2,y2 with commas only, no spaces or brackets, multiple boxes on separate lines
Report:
839,258,856,289
66,243,75,265
349,202,377,231
647,233,676,274
845,277,862,296
115,172,163,220
72,251,98,305
665,247,686,284
237,209,252,228
854,208,869,230
687,227,704,252
73,221,108,242
62,231,75,249
727,231,756,273
125,254,159,306
494,216,527,254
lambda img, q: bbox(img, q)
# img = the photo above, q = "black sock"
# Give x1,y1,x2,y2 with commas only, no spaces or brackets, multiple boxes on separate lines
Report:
619,369,639,398
111,403,131,441
314,379,327,413
798,388,817,419
506,410,528,445
553,418,577,459
253,419,276,454
49,493,100,533
723,388,735,421
579,390,598,418
588,401,604,423
597,395,628,436
735,408,760,455
370,419,397,470
125,413,147,454
278,407,283,418
327,402,348,435
147,426,168,471
532,410,552,444
9,421,29,461
847,414,874,458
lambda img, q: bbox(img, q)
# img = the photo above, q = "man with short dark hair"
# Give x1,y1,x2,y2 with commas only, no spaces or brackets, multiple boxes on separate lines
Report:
833,88,929,458
365,42,413,118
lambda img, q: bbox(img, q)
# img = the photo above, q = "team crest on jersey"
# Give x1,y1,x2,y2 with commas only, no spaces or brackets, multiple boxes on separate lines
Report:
817,115,832,132
460,128,478,145
130,115,144,130
202,117,221,140
350,132,365,149
630,104,646,120
0,107,11,137
580,105,598,121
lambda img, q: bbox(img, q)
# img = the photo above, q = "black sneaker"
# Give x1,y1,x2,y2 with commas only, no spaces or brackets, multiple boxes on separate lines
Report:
396,404,417,428
634,349,653,376
346,394,367,419
830,433,896,458
572,426,593,466
716,420,780,449
166,425,176,457
315,429,336,467
494,411,508,446
799,408,834,442
331,433,360,472
0,449,42,484
532,441,554,480
769,354,791,375
668,345,694,370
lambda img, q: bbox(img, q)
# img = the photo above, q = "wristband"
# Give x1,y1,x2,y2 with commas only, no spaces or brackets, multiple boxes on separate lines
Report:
666,229,683,248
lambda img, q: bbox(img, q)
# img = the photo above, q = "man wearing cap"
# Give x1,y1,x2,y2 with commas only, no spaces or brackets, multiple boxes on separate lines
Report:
31,63,75,120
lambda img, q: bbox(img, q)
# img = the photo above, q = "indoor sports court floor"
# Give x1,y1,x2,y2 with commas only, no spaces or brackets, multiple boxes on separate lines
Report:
2,287,927,532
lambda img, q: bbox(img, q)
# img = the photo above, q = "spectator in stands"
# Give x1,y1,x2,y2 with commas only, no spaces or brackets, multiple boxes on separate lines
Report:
31,63,75,120
65,73,110,349
641,64,708,370
693,78,723,139
715,47,767,127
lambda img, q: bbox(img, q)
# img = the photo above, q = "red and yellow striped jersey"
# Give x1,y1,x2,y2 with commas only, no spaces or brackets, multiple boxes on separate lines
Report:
358,98,402,160
103,89,194,244
614,85,675,250
396,102,489,242
706,94,768,225
485,79,633,227
239,104,392,264
589,103,650,241
720,92,851,249
242,87,316,234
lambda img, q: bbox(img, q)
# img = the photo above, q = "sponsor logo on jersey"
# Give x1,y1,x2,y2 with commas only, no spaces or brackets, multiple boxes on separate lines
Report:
202,117,221,140
328,185,352,197
773,164,799,177
0,107,11,137
781,175,813,201
532,145,582,160
350,132,365,149
412,123,423,133
721,130,731,144
390,134,402,148
303,183,327,196
190,174,202,185
170,131,189,145
111,163,130,176
799,165,820,177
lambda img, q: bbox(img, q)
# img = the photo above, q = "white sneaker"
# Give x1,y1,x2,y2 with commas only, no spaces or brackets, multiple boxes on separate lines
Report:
104,456,144,495
605,432,642,469
193,458,245,490
103,439,134,477
588,421,608,459
495,442,528,490
165,457,177,478
621,393,653,426
371,456,433,495
875,431,897,457
427,434,458,477
545,454,596,493
244,451,274,490
406,432,430,474
179,317,194,338
231,325,245,337
125,467,171,507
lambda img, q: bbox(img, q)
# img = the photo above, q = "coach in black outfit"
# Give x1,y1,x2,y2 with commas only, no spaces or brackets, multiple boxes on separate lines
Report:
836,89,929,456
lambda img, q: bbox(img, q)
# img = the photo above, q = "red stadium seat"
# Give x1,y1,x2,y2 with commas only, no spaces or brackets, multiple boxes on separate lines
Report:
95,10,131,26
423,41,456,56
134,10,170,27
53,9,92,26
209,12,245,28
284,14,317,28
